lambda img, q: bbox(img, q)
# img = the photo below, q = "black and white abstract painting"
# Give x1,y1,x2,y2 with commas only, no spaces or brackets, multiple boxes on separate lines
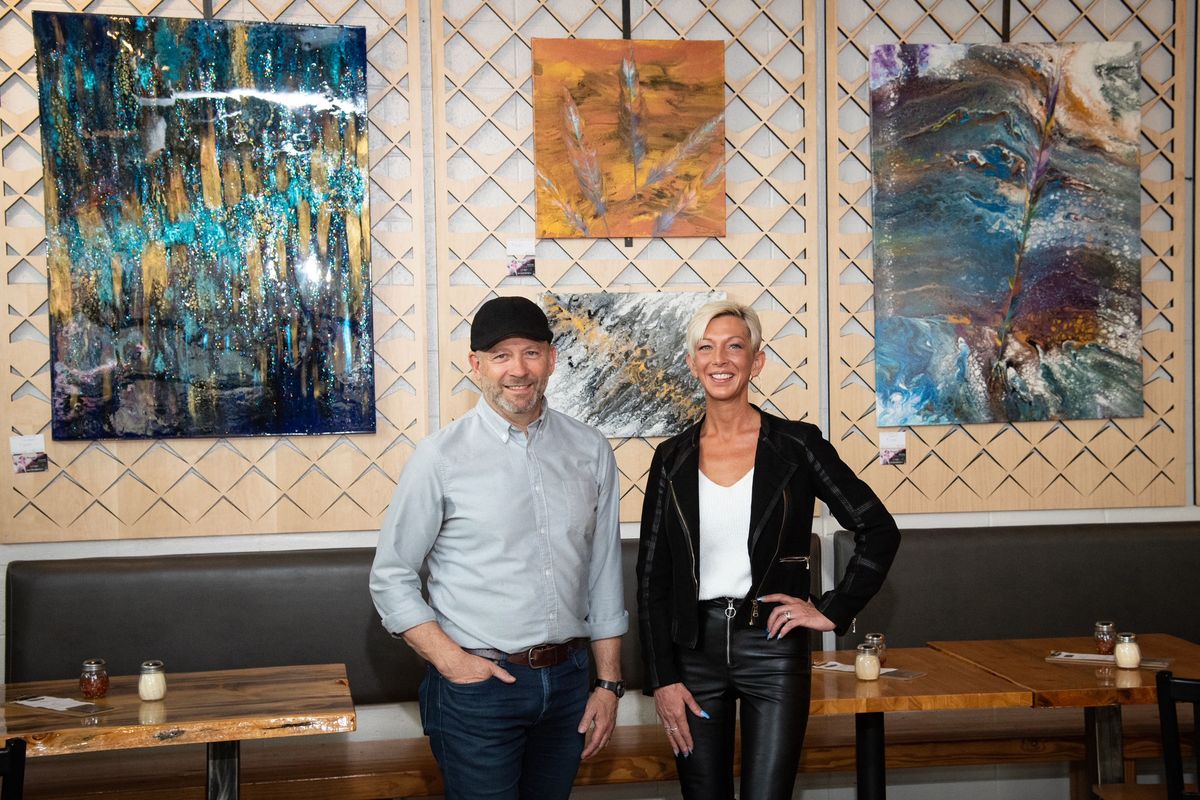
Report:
542,291,721,437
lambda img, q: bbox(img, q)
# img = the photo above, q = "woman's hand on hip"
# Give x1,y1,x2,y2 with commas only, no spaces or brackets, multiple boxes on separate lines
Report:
759,593,835,638
653,682,708,756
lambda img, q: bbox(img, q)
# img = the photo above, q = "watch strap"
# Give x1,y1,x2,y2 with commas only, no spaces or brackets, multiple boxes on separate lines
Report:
593,678,625,697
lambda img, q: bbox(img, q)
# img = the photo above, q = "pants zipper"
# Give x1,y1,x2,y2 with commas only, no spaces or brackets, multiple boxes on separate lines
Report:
724,598,736,666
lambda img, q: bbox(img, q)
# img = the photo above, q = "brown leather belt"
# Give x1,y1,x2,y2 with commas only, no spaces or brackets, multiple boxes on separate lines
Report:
465,637,589,669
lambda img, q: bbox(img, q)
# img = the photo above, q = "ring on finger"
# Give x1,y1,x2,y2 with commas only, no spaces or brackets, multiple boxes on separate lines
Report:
784,609,793,620
665,725,678,733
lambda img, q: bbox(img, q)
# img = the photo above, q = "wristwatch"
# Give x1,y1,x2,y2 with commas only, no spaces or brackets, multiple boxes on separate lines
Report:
593,678,625,698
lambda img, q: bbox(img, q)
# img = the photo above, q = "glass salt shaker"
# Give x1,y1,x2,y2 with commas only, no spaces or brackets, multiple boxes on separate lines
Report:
80,658,109,699
855,644,881,680
138,660,167,701
1114,633,1141,669
1094,621,1116,655
864,633,888,665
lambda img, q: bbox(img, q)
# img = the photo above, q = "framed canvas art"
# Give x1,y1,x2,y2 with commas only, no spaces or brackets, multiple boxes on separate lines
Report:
35,11,374,439
542,291,720,437
870,43,1142,427
533,38,725,239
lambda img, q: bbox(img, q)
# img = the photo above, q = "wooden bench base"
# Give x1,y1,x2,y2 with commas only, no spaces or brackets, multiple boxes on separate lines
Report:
23,706,1191,800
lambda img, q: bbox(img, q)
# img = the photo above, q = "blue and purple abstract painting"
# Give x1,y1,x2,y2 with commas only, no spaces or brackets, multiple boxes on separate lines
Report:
34,12,373,439
870,43,1142,427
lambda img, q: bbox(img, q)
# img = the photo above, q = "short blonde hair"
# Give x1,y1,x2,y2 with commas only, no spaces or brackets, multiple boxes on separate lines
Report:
685,301,763,356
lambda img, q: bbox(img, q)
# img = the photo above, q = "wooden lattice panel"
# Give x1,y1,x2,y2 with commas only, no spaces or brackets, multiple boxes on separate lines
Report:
0,0,426,542
827,0,1188,512
431,0,820,522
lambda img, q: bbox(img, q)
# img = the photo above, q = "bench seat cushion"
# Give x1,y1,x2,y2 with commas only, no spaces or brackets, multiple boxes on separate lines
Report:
6,548,420,704
834,522,1200,649
8,535,817,700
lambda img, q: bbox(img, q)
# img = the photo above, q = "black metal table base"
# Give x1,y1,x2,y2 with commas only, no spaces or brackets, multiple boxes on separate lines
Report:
207,740,240,800
856,711,886,800
1084,705,1124,799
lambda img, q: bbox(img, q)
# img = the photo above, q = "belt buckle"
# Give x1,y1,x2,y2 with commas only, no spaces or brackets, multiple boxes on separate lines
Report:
526,643,557,669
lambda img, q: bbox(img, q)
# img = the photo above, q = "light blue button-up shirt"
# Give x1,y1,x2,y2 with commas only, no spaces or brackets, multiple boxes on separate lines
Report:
370,398,628,652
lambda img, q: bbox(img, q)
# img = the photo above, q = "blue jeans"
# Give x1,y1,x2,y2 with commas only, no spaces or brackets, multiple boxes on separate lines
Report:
418,648,591,800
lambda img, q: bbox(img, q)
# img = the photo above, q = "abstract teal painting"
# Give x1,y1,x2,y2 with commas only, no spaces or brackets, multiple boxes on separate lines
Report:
870,43,1142,427
34,11,373,439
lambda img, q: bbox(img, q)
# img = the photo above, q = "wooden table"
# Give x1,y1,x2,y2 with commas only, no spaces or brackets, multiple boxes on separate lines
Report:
929,634,1200,799
2,663,356,800
811,647,1033,800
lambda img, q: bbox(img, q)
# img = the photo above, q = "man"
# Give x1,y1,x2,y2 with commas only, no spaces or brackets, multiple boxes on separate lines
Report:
370,295,628,800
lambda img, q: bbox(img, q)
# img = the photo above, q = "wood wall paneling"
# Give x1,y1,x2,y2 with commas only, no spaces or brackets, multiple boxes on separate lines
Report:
430,0,821,522
0,0,426,542
1,0,1192,542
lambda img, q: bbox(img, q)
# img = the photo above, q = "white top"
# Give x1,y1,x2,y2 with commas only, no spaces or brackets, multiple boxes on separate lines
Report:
697,468,755,600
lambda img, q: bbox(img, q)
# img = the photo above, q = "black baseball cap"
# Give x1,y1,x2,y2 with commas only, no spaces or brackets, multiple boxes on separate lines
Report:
470,296,553,352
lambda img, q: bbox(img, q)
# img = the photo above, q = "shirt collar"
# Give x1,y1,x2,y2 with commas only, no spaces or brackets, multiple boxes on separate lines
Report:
473,397,548,443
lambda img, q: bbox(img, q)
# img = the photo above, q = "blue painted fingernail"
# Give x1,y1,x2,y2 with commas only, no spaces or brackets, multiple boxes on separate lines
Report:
700,710,711,719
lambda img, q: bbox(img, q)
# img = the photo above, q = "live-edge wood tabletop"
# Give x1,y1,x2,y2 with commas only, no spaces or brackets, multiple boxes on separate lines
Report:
929,634,1200,707
2,663,356,757
809,647,1032,716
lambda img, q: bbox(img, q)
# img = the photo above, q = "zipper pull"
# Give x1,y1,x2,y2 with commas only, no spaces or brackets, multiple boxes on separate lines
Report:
725,598,736,620
749,598,759,626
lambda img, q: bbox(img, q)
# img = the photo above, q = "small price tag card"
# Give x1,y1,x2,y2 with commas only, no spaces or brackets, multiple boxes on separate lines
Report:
506,238,536,276
10,434,48,474
879,431,906,465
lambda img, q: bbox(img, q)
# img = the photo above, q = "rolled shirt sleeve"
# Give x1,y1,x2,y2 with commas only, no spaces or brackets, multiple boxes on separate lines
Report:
584,435,629,642
370,440,442,636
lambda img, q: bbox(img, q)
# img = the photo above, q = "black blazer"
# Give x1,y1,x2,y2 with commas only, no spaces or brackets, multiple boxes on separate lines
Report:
636,408,900,692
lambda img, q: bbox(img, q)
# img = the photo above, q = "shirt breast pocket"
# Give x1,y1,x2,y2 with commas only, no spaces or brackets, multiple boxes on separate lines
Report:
560,478,597,535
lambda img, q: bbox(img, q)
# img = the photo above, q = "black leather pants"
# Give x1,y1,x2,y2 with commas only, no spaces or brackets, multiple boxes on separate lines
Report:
674,601,812,800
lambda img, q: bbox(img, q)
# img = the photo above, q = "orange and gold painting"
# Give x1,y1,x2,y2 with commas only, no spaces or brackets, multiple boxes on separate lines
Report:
533,39,725,239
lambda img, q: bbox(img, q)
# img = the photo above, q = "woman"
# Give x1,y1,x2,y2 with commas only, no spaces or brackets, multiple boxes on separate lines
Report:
637,301,900,800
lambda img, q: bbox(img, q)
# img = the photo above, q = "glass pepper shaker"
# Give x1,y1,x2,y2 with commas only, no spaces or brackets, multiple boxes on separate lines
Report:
79,658,109,699
855,644,881,680
138,660,167,701
864,633,888,665
1114,633,1141,669
1094,621,1116,655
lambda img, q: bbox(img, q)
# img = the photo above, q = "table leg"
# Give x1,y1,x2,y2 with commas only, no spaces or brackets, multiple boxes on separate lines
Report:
1084,705,1124,798
855,711,886,800
207,740,240,800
